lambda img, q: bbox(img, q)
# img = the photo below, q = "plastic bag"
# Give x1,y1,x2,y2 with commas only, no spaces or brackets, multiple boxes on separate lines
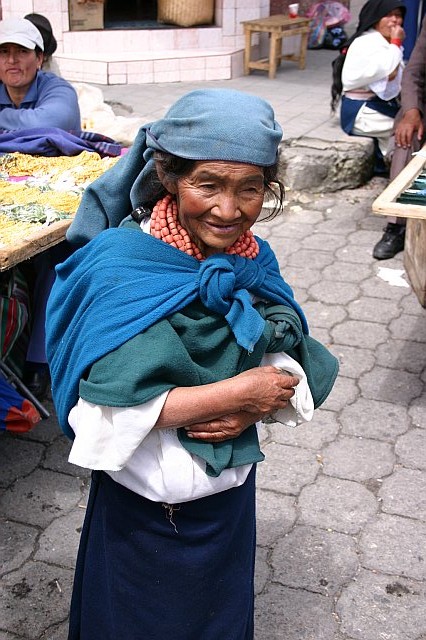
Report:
306,1,351,26
307,1,351,49
0,375,41,433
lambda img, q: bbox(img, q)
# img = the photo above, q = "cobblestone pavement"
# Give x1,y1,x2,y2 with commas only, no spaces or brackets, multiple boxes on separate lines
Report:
1,173,425,640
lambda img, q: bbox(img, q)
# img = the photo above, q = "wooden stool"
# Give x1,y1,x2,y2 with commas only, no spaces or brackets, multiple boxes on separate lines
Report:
241,15,311,79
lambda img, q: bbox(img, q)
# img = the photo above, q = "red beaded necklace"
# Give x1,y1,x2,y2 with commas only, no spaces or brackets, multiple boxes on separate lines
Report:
150,194,259,261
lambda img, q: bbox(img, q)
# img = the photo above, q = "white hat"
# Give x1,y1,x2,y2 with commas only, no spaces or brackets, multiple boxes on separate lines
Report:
0,17,44,51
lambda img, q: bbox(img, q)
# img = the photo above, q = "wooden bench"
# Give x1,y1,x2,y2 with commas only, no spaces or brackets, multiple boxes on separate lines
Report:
241,15,311,79
372,147,426,307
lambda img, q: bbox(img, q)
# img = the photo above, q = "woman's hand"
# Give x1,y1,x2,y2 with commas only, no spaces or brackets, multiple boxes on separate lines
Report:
184,410,263,442
390,24,405,43
183,367,300,442
155,366,299,432
395,108,424,148
227,366,299,414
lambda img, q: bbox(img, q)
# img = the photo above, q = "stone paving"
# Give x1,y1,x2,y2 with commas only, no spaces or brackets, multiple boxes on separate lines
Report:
1,175,425,640
1,38,426,640
253,179,426,640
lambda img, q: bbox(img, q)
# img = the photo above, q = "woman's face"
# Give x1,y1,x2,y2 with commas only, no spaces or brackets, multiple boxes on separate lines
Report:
375,8,404,39
169,160,266,257
0,44,41,94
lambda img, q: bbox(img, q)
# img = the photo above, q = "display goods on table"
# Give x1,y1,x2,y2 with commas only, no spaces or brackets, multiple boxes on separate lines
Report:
0,151,119,271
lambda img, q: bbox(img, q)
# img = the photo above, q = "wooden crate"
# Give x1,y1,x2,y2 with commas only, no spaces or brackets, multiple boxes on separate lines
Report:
404,217,426,307
372,146,426,307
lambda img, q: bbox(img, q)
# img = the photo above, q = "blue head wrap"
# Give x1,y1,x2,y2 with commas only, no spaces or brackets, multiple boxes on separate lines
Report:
144,88,282,164
67,88,283,246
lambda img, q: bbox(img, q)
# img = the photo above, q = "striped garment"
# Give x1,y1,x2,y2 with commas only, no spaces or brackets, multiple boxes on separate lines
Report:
0,267,30,376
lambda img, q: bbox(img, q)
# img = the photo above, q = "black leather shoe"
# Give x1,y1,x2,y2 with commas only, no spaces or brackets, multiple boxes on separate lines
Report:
373,223,406,260
23,366,50,401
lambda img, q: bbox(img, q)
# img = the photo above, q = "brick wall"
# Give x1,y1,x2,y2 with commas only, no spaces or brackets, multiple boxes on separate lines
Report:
270,0,350,16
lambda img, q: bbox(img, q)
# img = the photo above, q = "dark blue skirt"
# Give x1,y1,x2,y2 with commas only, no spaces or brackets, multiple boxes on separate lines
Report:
68,468,256,640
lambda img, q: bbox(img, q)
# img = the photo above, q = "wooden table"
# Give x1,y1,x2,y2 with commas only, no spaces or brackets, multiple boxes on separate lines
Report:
0,150,121,272
241,15,311,79
372,147,426,307
0,219,72,272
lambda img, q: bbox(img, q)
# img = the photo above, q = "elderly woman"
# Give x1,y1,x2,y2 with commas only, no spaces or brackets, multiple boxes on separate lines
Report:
46,89,338,640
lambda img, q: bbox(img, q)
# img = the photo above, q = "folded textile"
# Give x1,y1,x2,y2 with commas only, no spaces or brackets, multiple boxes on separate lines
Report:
0,127,121,157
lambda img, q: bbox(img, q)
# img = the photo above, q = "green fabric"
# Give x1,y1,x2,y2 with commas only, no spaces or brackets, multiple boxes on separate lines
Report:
80,300,338,476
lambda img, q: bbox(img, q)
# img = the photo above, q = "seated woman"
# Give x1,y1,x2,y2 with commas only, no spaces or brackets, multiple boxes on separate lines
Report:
331,0,407,260
46,88,338,639
331,0,406,169
0,16,80,130
0,16,81,399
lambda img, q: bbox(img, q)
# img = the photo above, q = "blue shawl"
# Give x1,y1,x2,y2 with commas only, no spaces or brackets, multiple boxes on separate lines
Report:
46,228,308,438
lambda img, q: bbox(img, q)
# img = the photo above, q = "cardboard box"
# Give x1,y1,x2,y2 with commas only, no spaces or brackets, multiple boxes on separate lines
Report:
69,0,104,31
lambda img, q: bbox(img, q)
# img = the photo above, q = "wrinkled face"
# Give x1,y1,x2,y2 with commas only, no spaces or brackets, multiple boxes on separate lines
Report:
167,160,266,257
375,8,404,39
0,43,41,93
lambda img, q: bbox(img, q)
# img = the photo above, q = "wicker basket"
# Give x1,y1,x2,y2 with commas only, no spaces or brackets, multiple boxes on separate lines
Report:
157,0,215,27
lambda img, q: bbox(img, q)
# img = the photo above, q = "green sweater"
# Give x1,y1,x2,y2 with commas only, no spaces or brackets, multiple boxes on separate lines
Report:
79,299,338,476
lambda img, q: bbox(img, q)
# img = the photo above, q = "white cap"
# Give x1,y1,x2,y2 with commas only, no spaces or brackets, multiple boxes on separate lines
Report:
0,17,44,51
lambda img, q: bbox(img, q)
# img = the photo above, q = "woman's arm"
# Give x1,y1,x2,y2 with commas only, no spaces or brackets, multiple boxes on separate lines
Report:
155,365,299,439
395,18,426,148
184,410,263,443
67,366,300,468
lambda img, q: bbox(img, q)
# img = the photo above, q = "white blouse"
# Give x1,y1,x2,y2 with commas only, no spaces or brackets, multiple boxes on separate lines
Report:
68,352,314,503
342,29,404,100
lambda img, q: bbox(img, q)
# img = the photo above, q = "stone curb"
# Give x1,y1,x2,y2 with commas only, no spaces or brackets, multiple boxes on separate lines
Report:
281,136,375,192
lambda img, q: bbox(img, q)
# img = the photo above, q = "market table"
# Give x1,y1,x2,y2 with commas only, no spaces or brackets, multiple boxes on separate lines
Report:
0,150,119,271
0,150,120,420
372,146,426,307
0,218,72,272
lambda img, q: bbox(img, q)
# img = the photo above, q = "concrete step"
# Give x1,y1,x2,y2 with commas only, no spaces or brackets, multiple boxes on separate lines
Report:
54,47,244,85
